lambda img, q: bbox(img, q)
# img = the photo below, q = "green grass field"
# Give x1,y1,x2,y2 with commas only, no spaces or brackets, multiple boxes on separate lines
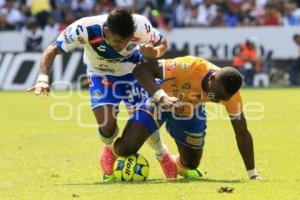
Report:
1,88,300,200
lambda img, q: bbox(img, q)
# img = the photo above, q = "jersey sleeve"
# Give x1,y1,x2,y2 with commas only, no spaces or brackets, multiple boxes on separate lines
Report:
132,15,164,46
56,18,88,53
161,57,197,80
222,91,243,116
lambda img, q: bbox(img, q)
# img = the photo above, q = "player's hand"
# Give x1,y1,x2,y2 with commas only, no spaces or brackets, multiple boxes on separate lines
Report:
140,44,158,58
159,96,183,109
27,75,51,97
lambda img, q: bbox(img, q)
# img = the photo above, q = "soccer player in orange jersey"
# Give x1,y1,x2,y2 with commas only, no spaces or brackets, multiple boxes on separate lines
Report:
113,56,261,180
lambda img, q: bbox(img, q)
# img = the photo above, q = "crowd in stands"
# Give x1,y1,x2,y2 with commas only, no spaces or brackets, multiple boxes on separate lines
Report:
1,0,300,31
232,38,271,87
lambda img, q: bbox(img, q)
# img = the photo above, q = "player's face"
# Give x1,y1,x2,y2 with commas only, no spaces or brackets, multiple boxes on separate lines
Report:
207,77,232,103
105,29,131,52
295,36,300,45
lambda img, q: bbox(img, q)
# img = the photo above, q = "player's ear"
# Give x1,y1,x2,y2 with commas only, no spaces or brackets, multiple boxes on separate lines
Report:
209,74,216,82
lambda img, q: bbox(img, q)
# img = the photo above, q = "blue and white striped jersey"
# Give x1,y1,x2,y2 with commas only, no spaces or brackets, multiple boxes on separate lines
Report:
56,14,163,76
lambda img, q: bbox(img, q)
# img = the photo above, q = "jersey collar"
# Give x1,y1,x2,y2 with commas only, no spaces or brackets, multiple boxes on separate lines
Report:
201,71,214,92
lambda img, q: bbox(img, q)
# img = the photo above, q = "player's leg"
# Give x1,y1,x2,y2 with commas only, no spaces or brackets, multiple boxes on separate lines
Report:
122,76,167,158
165,105,207,178
113,104,160,157
146,130,168,161
175,141,203,178
122,77,177,178
113,102,178,179
114,104,167,157
114,121,151,157
89,75,121,177
148,115,178,179
93,105,119,145
93,105,120,179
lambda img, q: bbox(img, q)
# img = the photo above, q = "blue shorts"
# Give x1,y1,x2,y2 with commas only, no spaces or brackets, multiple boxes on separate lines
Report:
88,73,148,110
129,101,207,149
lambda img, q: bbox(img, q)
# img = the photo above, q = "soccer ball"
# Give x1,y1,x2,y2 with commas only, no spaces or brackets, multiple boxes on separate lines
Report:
113,153,149,181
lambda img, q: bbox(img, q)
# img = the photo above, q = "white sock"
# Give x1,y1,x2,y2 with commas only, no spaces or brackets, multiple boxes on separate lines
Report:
147,130,167,160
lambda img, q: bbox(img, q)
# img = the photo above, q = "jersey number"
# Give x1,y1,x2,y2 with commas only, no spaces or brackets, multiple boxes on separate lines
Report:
145,24,151,33
76,25,84,35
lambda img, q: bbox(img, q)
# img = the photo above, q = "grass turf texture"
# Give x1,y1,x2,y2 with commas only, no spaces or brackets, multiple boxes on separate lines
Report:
0,88,300,200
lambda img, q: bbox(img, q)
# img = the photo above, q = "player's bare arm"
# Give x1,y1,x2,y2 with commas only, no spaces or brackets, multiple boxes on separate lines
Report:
133,60,182,108
140,37,168,58
39,43,63,75
27,43,62,96
230,113,261,180
133,60,161,94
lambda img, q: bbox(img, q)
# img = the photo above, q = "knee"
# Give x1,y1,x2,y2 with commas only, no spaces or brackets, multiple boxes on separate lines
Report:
114,138,138,157
99,116,117,135
97,115,117,137
100,123,117,136
98,127,119,144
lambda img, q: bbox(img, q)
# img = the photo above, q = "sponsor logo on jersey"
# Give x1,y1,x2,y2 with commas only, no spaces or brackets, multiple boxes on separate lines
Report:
95,68,115,73
95,52,140,64
96,56,124,63
94,64,115,73
166,61,176,71
130,37,140,42
90,36,104,45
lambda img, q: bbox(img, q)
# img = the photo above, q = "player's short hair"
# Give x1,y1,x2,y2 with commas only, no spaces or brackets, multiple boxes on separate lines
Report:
293,34,300,41
218,67,243,95
107,8,135,38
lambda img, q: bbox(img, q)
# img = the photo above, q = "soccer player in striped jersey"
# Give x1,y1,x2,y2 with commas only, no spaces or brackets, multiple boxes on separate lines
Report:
28,8,179,180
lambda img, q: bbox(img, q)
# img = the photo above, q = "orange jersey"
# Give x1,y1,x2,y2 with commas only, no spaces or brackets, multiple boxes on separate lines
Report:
160,56,243,117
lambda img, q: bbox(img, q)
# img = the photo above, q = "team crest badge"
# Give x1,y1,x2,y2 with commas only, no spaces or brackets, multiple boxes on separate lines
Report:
92,90,102,102
180,63,190,70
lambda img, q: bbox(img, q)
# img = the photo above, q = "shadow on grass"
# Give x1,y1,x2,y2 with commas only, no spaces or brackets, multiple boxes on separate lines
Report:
53,177,245,186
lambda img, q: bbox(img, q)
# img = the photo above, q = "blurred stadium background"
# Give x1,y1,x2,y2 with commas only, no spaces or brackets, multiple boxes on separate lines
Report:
1,0,300,90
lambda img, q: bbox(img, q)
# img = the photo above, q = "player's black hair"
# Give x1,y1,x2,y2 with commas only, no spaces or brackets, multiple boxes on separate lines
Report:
293,34,300,41
219,67,243,95
107,8,135,38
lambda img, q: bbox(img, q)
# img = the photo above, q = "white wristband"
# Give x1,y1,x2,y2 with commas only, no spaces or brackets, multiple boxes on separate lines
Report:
247,169,258,178
153,89,167,101
37,74,49,83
